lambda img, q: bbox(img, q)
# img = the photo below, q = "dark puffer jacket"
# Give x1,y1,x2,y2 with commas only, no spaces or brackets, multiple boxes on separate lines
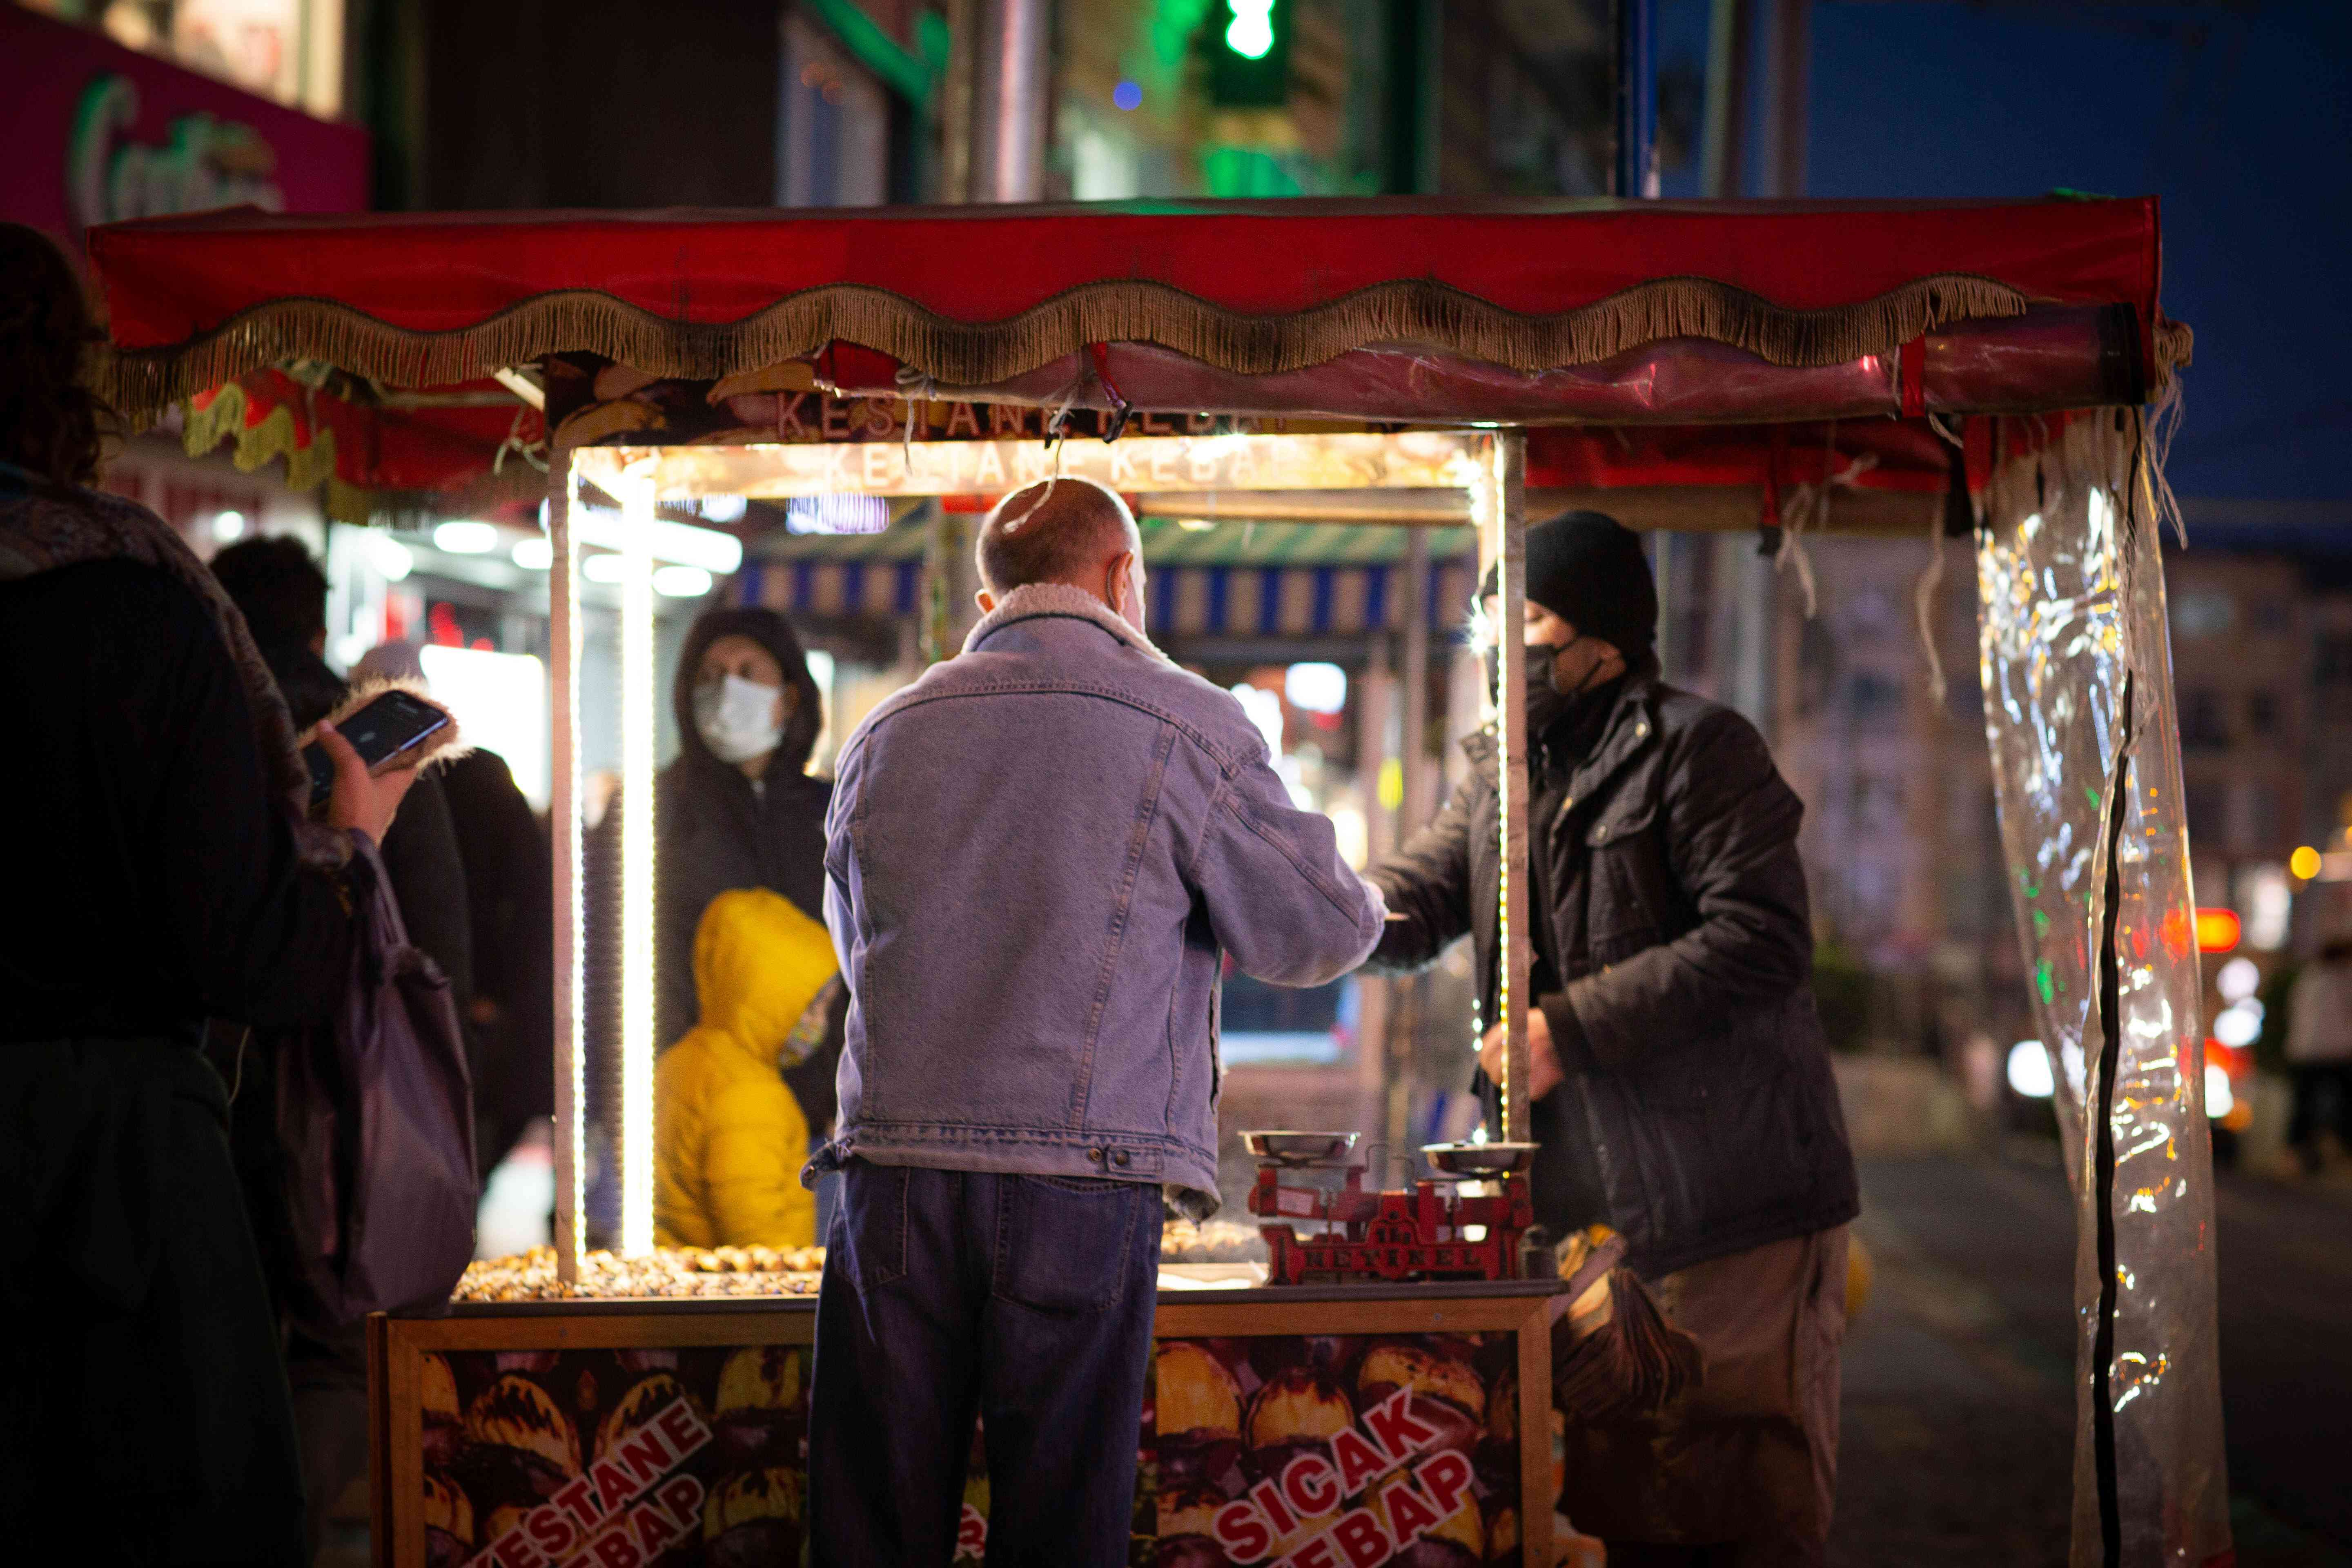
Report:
1367,666,1857,1278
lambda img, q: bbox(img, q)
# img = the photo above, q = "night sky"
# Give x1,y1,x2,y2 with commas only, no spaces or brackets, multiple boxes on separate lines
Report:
1667,1,2352,504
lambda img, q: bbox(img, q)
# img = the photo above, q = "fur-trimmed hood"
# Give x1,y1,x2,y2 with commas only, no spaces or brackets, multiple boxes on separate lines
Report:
961,581,1171,663
314,675,469,775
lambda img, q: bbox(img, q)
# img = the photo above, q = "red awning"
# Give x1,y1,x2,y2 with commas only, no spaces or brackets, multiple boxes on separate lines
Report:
90,197,2178,424
179,367,546,517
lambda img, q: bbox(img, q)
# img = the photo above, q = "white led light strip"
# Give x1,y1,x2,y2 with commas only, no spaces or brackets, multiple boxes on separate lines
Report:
618,468,659,1257
552,460,586,1283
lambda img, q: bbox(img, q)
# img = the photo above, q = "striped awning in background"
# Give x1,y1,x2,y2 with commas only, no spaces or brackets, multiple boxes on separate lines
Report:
1147,559,1477,636
731,518,1477,637
733,555,1475,636
735,557,926,618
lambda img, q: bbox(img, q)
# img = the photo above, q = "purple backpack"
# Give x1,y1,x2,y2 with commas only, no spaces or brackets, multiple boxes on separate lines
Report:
278,833,479,1321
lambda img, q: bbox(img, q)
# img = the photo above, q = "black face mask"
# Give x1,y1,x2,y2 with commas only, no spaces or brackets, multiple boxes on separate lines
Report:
1523,639,1572,732
1489,639,1561,705
1492,636,1610,731
1528,634,1624,744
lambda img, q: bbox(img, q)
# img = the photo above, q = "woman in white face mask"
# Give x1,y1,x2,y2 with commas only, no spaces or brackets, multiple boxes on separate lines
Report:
691,633,794,779
584,606,844,1179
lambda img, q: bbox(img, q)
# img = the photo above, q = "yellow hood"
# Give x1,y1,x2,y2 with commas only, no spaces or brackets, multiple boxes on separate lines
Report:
688,888,839,1065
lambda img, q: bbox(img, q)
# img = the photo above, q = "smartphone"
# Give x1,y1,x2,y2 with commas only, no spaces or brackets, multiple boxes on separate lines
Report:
306,688,450,806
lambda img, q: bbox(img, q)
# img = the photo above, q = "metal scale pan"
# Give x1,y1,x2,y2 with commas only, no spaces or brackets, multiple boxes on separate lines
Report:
1241,1130,1360,1167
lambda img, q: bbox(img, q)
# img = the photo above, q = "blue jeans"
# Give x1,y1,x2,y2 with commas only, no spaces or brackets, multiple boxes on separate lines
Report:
808,1161,1163,1568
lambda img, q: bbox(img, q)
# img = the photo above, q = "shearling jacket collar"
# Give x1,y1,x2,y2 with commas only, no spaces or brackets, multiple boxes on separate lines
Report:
962,581,1172,664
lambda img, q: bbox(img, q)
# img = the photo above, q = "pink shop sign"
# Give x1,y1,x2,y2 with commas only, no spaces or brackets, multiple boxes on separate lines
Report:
0,4,367,250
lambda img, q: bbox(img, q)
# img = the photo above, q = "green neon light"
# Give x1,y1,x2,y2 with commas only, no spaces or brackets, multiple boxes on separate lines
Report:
804,0,938,109
1224,0,1275,58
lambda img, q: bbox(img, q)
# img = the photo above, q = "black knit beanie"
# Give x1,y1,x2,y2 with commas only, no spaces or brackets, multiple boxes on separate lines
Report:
1521,510,1657,654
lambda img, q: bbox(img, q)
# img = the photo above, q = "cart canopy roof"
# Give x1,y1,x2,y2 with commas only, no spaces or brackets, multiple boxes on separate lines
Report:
94,197,2173,408
87,196,2180,534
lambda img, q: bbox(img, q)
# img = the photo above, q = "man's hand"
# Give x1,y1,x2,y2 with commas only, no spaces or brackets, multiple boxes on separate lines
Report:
1479,1007,1563,1104
317,719,421,844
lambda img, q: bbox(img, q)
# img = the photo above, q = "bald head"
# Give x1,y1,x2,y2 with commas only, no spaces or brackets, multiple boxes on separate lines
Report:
975,477,1147,632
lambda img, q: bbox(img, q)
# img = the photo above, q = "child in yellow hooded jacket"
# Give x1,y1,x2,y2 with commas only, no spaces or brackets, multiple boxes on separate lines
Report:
655,886,839,1249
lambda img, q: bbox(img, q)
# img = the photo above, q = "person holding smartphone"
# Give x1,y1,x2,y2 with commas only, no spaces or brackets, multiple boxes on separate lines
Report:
209,538,477,1019
209,539,481,1556
0,222,423,1566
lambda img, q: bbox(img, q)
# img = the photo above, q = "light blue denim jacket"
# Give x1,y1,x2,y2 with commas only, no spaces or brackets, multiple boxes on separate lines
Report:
817,583,1385,1216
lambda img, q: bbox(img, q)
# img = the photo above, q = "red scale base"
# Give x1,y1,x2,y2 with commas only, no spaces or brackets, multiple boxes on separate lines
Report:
1246,1161,1534,1285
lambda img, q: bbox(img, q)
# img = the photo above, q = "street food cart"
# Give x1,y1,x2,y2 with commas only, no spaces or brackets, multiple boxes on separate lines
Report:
92,196,2224,1568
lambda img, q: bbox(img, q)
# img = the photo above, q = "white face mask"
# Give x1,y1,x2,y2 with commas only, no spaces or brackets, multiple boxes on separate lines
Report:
693,672,784,764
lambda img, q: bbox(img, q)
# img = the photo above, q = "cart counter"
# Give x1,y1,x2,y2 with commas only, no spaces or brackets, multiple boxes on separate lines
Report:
373,1273,1565,1568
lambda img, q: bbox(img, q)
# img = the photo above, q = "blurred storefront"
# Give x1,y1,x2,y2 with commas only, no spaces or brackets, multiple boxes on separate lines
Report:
317,496,765,815
6,0,369,617
4,2,365,246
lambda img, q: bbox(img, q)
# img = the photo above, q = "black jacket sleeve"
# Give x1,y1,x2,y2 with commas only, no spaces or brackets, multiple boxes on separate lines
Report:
441,748,549,1007
379,768,473,1010
1558,707,1813,1071
129,569,354,1027
1361,768,1481,974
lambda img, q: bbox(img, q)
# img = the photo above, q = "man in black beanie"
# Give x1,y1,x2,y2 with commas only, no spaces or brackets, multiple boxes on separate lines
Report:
1366,510,1858,1566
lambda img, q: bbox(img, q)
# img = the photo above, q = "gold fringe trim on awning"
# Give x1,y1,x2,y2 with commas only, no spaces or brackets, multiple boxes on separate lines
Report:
2154,316,2193,371
100,272,2046,422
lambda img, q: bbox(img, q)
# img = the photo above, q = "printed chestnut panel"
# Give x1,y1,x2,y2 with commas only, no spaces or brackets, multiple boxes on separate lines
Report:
430,1345,812,1568
423,1331,1523,1568
1145,1334,1521,1568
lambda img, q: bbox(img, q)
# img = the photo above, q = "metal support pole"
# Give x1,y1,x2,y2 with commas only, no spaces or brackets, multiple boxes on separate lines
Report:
1401,525,1433,836
1723,531,1777,738
1612,0,1660,199
1762,0,1810,199
1700,0,1751,199
1389,526,1435,1189
1653,532,1675,680
616,464,658,1258
971,0,1048,201
1356,644,1394,1160
939,0,979,201
1479,432,1532,1143
1382,0,1441,196
548,454,584,1283
1361,639,1396,862
924,508,977,662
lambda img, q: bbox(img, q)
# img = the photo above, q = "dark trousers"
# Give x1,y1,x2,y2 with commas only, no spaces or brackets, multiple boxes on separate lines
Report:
222,1025,372,1562
2288,1062,2352,1169
0,1039,305,1566
287,1319,370,1561
808,1161,1163,1568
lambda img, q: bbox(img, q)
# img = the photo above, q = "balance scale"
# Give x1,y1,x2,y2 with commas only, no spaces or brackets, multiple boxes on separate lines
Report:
1241,1131,1540,1286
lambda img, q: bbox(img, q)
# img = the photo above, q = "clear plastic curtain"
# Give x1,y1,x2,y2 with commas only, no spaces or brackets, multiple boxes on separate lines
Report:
1975,411,2231,1568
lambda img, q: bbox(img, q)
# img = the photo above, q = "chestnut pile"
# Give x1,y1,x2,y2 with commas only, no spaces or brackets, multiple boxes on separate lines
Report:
1158,1219,1267,1264
452,1245,828,1302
